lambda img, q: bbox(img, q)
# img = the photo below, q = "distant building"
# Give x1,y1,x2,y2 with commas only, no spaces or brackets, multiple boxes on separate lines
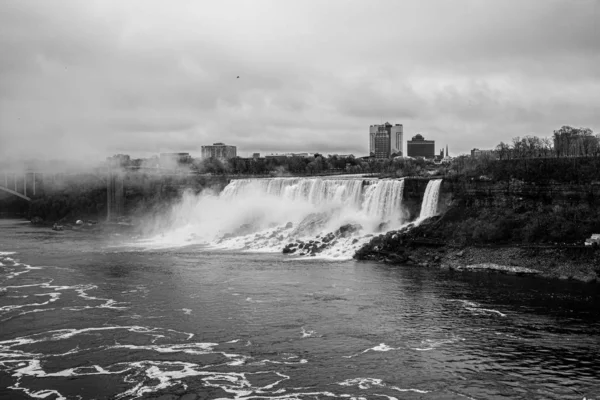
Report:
369,123,403,159
407,134,435,158
159,153,192,169
201,143,237,160
471,148,498,159
332,154,354,158
252,153,260,159
265,153,311,159
434,149,445,162
107,154,130,167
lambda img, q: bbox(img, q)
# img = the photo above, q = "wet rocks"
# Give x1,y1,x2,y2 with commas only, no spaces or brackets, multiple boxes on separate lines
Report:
321,233,335,243
450,263,541,275
282,243,297,254
336,223,362,238
376,221,389,232
179,394,198,400
282,223,363,257
576,274,597,284
30,216,44,225
155,395,179,400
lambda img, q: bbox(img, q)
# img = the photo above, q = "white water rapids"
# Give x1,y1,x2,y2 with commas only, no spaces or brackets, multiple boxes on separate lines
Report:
139,177,443,259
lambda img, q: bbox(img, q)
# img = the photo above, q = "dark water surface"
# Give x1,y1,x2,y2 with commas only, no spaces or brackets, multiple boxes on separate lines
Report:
1,219,599,400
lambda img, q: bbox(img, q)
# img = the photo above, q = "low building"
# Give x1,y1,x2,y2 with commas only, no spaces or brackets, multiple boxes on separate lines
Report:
265,153,311,159
201,143,237,160
407,134,435,158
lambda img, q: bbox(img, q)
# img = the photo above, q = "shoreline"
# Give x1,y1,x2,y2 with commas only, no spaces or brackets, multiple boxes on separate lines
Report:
356,238,600,283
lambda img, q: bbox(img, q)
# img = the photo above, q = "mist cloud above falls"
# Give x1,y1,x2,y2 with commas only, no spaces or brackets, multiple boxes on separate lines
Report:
1,0,599,162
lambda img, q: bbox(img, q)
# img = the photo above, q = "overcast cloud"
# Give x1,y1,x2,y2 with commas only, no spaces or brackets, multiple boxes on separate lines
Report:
1,0,599,163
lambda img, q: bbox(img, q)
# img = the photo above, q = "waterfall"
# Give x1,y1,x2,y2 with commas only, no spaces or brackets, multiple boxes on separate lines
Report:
142,176,424,259
222,177,404,221
419,179,442,220
362,179,405,222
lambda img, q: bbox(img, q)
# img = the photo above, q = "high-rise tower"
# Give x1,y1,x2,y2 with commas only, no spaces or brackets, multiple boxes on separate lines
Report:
369,123,403,158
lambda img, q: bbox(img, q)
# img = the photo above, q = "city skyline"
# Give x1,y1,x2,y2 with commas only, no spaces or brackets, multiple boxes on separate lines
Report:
1,1,599,164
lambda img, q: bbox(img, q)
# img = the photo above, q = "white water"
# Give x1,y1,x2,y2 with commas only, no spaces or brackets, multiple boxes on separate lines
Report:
140,177,442,259
419,179,442,220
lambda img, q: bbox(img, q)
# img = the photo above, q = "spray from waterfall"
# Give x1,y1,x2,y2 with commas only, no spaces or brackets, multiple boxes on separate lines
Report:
136,177,443,259
418,179,443,220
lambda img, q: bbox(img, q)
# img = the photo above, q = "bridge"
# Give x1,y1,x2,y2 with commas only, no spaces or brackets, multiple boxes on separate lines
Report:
0,171,39,201
0,165,207,222
0,168,121,220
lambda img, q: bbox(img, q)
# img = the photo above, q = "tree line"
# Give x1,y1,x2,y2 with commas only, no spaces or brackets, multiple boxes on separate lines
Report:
193,154,430,176
495,126,599,160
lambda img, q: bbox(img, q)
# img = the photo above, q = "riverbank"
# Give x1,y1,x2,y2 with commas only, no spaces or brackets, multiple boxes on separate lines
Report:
354,222,600,283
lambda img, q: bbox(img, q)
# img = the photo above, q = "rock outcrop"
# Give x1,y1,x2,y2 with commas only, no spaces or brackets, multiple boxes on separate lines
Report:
282,224,363,257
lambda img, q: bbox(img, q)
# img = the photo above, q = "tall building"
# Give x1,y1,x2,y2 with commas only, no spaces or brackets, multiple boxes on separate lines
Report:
407,134,435,158
369,123,403,158
201,143,237,160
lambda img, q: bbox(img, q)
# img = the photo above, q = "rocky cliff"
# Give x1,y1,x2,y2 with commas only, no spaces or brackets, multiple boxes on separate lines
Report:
356,178,600,283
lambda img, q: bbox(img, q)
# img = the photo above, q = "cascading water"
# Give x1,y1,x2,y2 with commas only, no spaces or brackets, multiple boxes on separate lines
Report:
419,179,443,220
362,179,405,223
140,176,440,260
222,178,366,208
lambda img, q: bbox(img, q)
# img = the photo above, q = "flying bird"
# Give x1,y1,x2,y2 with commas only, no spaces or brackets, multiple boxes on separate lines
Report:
237,76,239,79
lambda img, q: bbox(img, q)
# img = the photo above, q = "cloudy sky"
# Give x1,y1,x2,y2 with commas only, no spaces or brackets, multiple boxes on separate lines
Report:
1,0,599,162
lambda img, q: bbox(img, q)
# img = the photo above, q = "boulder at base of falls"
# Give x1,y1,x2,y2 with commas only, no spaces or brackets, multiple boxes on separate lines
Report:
283,239,325,256
285,222,293,229
336,223,363,238
377,221,390,232
321,232,336,243
283,243,297,254
282,223,365,257
30,216,44,225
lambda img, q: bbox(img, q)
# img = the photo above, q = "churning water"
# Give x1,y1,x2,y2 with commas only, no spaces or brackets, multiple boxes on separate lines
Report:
1,219,599,400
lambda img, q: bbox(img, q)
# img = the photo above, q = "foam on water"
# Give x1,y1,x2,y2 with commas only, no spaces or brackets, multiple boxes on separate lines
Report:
450,299,507,317
412,336,465,351
338,377,430,394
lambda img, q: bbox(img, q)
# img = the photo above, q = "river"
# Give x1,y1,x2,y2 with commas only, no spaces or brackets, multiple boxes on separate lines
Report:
1,218,599,399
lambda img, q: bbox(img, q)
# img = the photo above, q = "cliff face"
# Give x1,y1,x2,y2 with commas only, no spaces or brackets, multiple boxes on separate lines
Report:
355,178,600,282
401,178,600,217
441,180,600,209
